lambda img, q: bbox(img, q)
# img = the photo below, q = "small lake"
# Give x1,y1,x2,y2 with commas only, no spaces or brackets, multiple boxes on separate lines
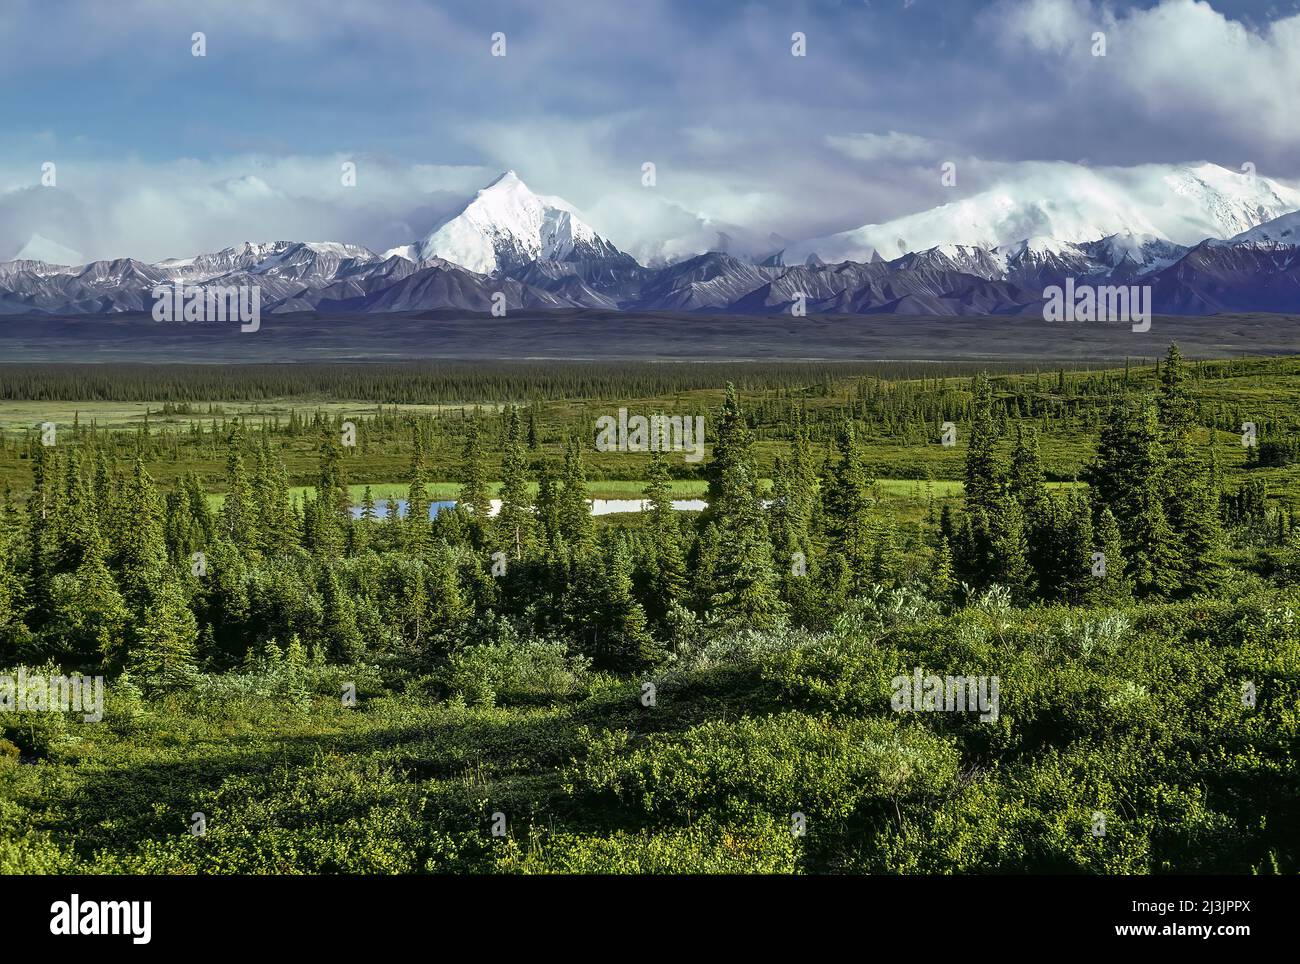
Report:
350,498,708,520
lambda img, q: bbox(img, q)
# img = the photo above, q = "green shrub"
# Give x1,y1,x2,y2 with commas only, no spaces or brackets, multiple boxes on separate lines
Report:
572,711,958,827
96,754,461,874
445,637,590,707
496,818,799,874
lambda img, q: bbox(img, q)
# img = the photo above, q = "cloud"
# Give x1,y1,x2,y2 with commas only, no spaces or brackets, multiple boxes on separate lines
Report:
0,154,493,262
0,1,1296,264
998,0,1099,52
992,0,1300,158
825,131,949,163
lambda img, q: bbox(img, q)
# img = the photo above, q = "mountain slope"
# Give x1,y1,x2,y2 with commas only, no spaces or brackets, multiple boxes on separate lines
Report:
1,164,1297,317
11,234,83,266
1146,240,1300,314
788,162,1300,263
1222,210,1300,246
386,171,629,273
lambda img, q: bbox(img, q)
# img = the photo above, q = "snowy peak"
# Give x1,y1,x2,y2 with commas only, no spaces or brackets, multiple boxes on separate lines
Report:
893,243,1011,279
4,161,1299,318
394,171,628,273
156,240,378,282
1162,163,1300,238
1081,232,1187,272
244,241,378,280
11,234,84,267
157,241,298,279
874,232,1191,286
788,162,1300,264
997,235,1083,259
1223,210,1300,247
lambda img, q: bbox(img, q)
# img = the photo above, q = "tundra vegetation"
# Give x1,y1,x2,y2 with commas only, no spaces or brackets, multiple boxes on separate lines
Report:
0,346,1296,874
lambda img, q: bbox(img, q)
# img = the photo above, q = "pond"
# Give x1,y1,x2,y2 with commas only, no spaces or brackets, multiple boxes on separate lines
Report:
350,498,708,520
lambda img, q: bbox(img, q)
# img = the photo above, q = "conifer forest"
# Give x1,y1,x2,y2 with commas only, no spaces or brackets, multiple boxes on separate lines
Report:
0,347,1296,875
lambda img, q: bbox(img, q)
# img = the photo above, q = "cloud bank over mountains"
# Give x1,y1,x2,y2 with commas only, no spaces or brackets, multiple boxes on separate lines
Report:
4,164,1300,320
1,0,1298,265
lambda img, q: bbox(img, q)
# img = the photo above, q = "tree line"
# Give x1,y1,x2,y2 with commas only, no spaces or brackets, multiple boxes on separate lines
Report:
0,344,1294,688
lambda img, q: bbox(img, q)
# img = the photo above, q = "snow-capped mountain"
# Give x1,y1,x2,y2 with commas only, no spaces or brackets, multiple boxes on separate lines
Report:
10,234,84,267
157,241,379,282
1079,232,1188,273
157,241,298,279
1147,239,1300,315
891,242,1023,281
1220,210,1300,247
869,234,1188,287
787,163,1300,263
385,170,628,273
993,236,1096,285
2,165,1298,317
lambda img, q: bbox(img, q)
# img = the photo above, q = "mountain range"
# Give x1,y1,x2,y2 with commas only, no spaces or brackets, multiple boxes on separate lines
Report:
2,165,1298,318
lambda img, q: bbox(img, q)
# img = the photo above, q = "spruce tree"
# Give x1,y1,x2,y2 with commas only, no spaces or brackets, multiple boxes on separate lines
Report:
644,450,687,622
1163,450,1223,593
182,472,215,548
527,409,540,450
314,432,351,558
1158,344,1223,591
597,535,659,669
0,510,18,638
355,485,377,554
92,446,114,518
1092,506,1132,604
459,420,493,542
220,431,257,550
768,409,817,561
964,372,1002,516
1008,425,1048,509
388,556,428,646
768,411,819,614
163,489,195,566
25,441,57,622
929,535,957,604
1059,493,1094,604
406,429,431,552
1084,400,1181,595
697,385,786,629
252,435,294,555
821,423,876,590
496,407,536,560
990,493,1034,596
535,459,562,550
67,528,131,665
1157,343,1194,435
53,448,96,575
320,565,363,662
558,435,595,553
115,459,168,613
426,544,472,636
127,574,198,689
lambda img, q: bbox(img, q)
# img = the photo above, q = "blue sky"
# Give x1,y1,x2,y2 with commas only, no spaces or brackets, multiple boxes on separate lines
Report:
2,0,1298,262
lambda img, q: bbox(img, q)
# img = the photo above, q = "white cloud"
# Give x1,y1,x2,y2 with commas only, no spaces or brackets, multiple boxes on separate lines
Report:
994,0,1300,150
825,131,947,163
0,154,493,263
2,0,1298,266
998,0,1099,53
